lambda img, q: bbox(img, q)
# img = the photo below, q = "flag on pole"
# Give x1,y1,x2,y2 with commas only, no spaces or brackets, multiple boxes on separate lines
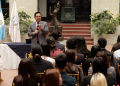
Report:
9,0,21,42
0,1,5,43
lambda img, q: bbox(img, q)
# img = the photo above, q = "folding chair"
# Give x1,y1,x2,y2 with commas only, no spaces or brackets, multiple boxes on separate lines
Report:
77,63,82,69
68,72,79,86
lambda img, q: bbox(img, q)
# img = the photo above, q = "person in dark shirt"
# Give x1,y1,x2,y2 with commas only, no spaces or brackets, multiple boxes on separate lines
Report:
12,58,41,86
56,53,77,86
50,30,65,52
81,57,117,86
31,44,53,73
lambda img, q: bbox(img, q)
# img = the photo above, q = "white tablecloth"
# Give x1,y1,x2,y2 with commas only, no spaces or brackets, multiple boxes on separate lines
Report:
0,44,21,69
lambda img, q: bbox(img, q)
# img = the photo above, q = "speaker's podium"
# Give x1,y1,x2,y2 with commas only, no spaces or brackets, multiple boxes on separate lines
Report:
61,0,75,23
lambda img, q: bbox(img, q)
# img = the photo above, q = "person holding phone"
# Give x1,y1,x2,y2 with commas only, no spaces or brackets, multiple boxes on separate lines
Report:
28,12,49,45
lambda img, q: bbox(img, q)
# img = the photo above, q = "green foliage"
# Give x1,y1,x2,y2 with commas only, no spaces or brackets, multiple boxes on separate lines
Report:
90,10,119,36
4,17,10,25
4,11,33,35
18,11,33,35
116,14,120,24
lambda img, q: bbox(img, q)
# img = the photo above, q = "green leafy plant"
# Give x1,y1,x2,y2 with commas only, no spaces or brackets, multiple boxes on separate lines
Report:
90,10,119,36
4,11,33,35
18,11,33,35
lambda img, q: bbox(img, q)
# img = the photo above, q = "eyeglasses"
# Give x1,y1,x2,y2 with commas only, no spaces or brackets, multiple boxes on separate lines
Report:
35,16,41,17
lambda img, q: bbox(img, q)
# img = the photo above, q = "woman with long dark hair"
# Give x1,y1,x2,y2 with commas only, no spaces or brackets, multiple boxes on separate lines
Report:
43,69,62,86
46,37,63,57
75,36,90,58
88,51,116,78
65,49,84,84
41,42,55,67
12,58,41,86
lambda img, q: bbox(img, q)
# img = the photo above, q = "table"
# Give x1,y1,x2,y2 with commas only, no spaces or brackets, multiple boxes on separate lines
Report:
3,42,31,58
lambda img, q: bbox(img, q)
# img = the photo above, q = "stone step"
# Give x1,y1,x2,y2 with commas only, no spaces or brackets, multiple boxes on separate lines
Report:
62,27,91,30
62,33,91,37
63,37,93,41
48,24,91,27
62,30,91,34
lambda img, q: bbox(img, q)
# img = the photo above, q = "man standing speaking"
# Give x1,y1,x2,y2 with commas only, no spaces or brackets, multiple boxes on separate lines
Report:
28,12,49,45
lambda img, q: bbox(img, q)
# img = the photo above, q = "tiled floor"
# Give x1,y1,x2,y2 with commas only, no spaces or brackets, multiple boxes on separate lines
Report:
0,44,113,86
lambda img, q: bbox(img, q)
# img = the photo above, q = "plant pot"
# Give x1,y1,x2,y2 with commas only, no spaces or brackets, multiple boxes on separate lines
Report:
21,33,29,42
94,34,118,45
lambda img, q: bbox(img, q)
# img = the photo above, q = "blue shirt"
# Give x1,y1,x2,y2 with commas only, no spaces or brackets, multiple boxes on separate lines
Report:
60,71,77,86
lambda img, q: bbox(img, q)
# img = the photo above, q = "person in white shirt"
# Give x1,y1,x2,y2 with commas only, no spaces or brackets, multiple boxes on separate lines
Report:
41,43,55,67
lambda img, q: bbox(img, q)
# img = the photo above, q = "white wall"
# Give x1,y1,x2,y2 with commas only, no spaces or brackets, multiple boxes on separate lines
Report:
10,0,38,21
38,0,47,17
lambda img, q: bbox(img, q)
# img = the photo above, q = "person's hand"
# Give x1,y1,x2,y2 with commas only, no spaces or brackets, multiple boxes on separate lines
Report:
37,25,42,30
34,30,39,34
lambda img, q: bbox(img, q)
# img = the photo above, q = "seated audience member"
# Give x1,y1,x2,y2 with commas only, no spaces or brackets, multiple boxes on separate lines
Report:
31,44,53,73
90,45,101,58
85,45,100,75
46,37,63,57
13,58,41,86
81,57,117,86
66,37,84,65
56,53,77,86
113,48,120,66
88,51,116,78
75,36,90,58
116,59,120,85
98,38,113,63
90,72,108,86
50,30,65,52
41,43,55,67
43,69,62,86
65,49,84,84
117,34,120,42
111,42,120,53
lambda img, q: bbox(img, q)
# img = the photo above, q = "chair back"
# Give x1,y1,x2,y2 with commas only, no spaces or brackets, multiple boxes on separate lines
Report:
12,83,15,86
38,83,40,86
37,72,44,78
68,72,79,86
88,72,92,76
85,56,88,62
77,63,82,69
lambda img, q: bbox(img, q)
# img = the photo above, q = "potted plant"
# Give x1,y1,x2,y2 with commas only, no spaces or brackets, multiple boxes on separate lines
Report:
90,10,119,45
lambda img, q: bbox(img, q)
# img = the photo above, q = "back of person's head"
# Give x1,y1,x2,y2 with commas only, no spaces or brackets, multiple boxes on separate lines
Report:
96,51,109,68
90,45,101,58
75,36,90,54
112,42,120,52
41,42,50,57
18,58,40,85
56,53,67,69
90,72,107,86
31,44,43,60
65,49,77,63
43,69,62,86
117,34,120,42
51,30,60,40
93,57,107,75
46,37,56,51
66,37,76,49
98,38,107,48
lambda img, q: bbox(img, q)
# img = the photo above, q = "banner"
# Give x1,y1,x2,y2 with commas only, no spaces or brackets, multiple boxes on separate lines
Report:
9,0,21,42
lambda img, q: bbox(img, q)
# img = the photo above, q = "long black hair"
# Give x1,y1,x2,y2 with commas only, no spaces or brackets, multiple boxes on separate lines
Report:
75,36,90,54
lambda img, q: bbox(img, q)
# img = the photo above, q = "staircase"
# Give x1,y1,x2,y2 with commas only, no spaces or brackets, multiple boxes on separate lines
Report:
48,23,93,45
